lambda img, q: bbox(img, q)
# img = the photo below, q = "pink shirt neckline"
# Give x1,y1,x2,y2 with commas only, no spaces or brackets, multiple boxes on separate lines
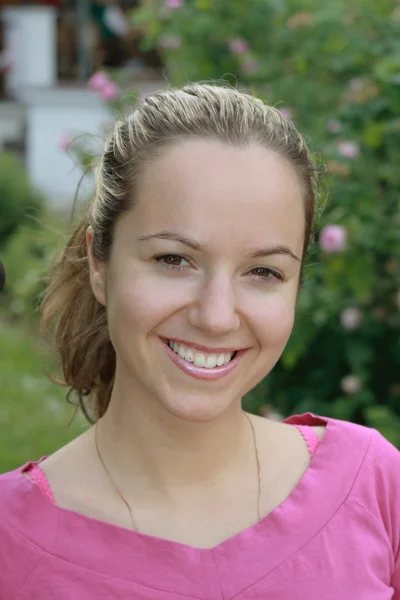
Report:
14,412,360,597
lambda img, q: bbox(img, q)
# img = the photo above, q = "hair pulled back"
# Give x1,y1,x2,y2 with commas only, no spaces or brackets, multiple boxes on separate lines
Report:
40,83,320,423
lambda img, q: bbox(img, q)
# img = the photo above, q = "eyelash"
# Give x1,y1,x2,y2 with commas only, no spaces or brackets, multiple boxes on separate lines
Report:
155,254,284,282
155,254,190,272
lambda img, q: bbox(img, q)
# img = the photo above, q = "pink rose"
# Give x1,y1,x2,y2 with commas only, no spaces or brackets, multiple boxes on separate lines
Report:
159,34,182,50
341,375,361,395
340,307,362,330
279,107,293,121
87,71,111,92
58,133,72,152
319,224,347,253
99,81,120,101
229,38,249,55
338,141,360,159
165,0,183,7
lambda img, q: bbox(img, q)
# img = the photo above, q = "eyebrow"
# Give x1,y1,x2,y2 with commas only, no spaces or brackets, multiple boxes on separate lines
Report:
137,231,301,262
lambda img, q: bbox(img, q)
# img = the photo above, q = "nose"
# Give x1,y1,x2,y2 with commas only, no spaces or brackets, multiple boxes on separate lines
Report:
188,273,241,335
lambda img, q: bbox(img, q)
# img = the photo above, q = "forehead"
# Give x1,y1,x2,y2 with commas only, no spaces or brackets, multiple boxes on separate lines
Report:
123,139,305,253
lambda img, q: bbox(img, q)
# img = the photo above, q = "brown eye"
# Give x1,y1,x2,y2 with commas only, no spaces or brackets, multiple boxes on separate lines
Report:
249,267,283,281
156,254,191,269
161,255,184,265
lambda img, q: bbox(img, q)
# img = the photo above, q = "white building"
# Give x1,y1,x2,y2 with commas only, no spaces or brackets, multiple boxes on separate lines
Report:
0,1,162,207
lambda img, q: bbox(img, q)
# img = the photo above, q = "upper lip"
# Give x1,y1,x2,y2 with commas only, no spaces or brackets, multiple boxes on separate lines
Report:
164,337,248,354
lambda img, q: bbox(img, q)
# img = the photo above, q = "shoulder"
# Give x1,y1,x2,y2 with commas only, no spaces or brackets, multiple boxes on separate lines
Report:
333,419,400,555
0,462,59,549
321,413,400,476
286,411,400,501
0,463,57,536
0,465,52,595
330,417,400,478
354,424,400,498
0,464,30,520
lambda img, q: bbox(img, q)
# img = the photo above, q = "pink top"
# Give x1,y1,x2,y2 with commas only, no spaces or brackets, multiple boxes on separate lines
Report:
1,412,400,599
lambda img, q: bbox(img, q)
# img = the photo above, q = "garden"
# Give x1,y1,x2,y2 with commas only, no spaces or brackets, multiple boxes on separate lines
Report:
1,0,399,471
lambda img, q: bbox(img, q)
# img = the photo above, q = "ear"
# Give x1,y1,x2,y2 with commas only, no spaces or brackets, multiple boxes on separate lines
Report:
86,226,107,307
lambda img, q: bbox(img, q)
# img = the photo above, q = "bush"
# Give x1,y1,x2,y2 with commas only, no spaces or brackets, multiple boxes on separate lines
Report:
0,153,45,250
0,209,69,322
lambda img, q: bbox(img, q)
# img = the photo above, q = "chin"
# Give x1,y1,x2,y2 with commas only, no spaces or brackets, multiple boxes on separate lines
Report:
160,393,236,424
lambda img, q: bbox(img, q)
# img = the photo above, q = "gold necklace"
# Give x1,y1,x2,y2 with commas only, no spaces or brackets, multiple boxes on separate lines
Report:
94,412,263,533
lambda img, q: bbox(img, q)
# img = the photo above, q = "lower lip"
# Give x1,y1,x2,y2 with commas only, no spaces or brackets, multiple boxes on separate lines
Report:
161,340,248,381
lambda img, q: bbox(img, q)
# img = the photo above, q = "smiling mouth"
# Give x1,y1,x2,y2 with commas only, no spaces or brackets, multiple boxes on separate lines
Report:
161,338,247,381
167,339,237,369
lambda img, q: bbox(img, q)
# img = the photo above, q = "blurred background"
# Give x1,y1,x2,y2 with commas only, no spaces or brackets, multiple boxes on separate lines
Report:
0,0,399,472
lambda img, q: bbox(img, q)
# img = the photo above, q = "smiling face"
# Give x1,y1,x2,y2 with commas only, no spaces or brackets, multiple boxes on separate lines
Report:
88,139,305,422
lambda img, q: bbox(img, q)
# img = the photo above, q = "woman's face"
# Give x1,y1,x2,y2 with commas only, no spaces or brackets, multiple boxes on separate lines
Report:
88,139,305,422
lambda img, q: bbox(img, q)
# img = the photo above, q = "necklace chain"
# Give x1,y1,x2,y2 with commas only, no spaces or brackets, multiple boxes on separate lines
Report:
94,412,263,533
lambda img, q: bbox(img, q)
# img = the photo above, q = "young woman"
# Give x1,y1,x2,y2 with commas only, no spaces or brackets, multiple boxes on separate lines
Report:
1,83,399,599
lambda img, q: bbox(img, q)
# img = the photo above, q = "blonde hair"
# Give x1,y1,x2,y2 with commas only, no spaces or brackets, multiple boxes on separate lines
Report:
41,83,321,423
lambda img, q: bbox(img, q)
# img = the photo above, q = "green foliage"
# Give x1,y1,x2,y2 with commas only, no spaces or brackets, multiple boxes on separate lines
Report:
0,152,45,250
0,209,69,321
0,316,86,472
0,209,86,471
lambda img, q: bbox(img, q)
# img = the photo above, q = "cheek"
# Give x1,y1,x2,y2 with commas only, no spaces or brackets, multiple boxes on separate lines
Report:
248,292,296,348
108,273,191,334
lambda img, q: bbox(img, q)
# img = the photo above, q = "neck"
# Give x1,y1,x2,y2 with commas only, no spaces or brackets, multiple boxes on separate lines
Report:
95,380,254,497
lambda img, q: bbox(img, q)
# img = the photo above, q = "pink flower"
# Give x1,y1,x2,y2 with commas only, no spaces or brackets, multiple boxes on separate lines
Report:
242,58,258,74
327,119,342,133
341,375,361,395
58,133,72,152
340,307,362,330
159,34,182,50
87,71,111,92
319,224,347,253
338,141,360,159
279,107,293,121
229,38,249,55
99,81,120,101
165,0,183,7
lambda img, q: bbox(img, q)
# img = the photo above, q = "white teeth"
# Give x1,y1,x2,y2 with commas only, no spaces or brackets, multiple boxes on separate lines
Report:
216,354,225,367
193,353,206,367
185,348,194,362
168,340,234,368
205,355,218,369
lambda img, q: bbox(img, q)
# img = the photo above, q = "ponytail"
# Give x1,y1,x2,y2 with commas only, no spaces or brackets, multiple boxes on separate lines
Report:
40,205,115,423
